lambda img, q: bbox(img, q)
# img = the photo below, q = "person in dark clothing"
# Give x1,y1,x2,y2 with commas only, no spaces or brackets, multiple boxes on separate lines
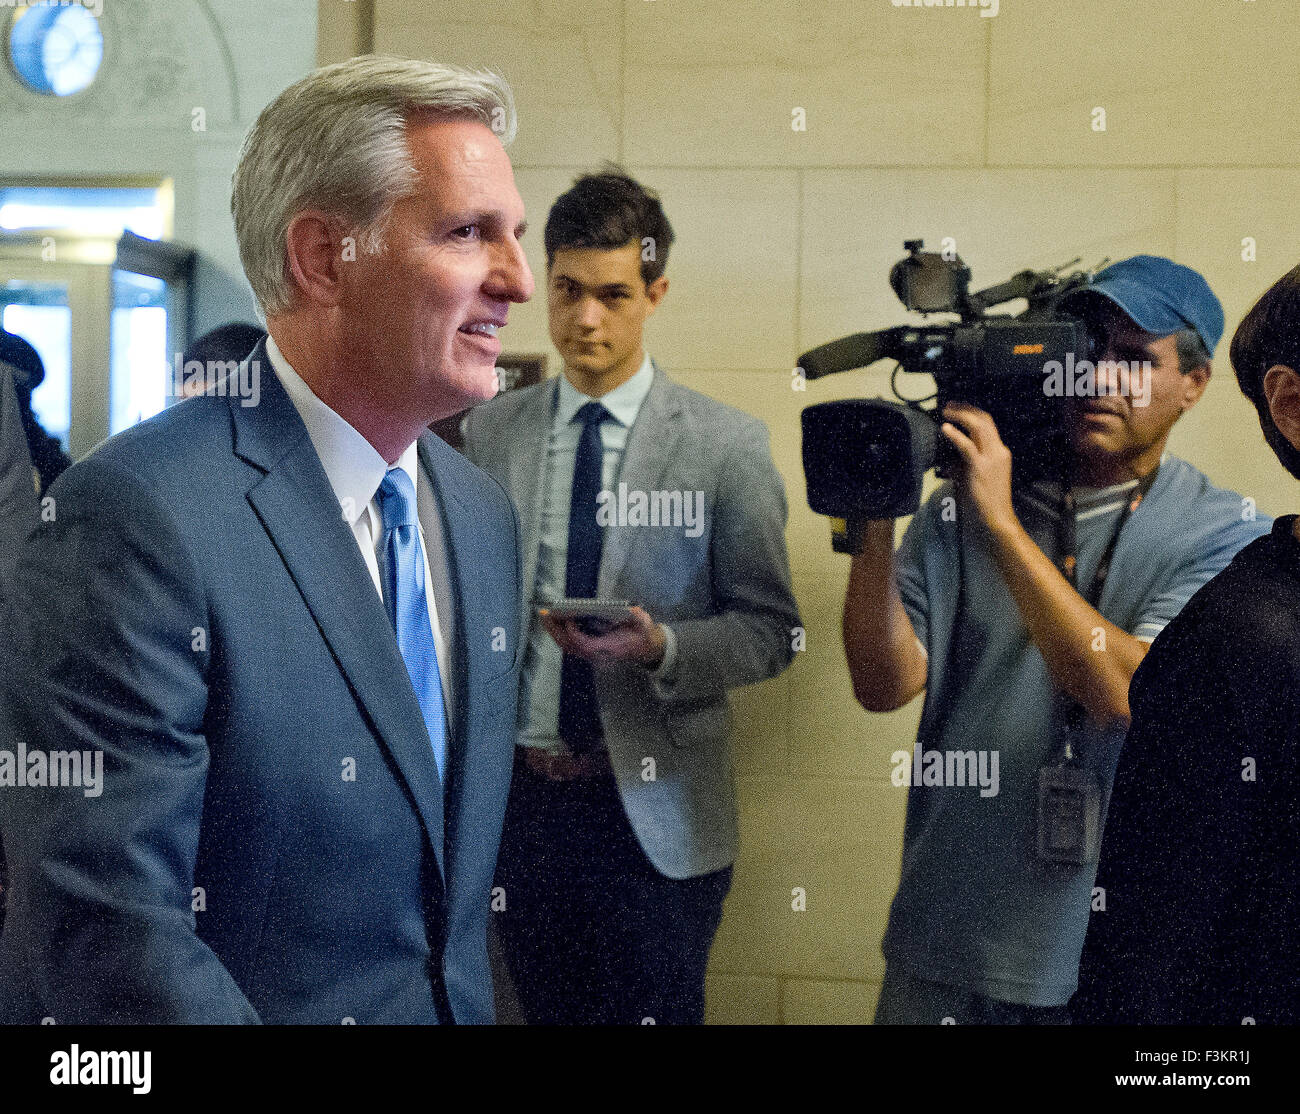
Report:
0,363,36,566
178,323,266,397
0,360,38,937
0,330,70,496
1075,264,1300,1024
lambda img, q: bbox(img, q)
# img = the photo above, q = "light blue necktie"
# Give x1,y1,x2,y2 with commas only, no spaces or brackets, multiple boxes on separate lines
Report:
375,468,448,787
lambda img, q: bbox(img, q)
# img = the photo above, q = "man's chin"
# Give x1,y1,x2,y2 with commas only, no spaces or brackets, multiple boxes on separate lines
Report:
1069,430,1142,476
427,366,499,420
1068,428,1118,464
473,363,502,400
1069,419,1122,450
561,351,611,376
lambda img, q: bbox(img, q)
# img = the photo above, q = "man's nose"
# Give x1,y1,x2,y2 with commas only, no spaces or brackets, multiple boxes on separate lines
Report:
492,238,534,303
1095,351,1125,396
576,295,603,330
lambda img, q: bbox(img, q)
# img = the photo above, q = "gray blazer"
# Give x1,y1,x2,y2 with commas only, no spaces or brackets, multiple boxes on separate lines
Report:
463,364,799,879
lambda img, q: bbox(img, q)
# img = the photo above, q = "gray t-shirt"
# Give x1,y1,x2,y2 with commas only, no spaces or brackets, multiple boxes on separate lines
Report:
883,455,1271,1007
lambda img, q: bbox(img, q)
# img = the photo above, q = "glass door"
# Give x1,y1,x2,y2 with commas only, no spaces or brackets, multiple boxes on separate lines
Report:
110,269,168,436
112,230,193,431
0,229,192,458
1,275,72,449
0,182,183,458
0,256,110,458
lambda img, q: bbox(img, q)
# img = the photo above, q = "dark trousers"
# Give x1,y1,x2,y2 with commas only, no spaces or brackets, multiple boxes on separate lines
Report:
494,752,732,1025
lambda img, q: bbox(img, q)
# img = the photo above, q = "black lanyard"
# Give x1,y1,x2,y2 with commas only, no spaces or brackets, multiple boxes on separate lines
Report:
1049,463,1160,757
1055,463,1160,608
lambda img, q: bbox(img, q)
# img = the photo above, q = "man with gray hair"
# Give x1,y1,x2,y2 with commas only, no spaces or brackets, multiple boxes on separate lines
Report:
0,55,532,1024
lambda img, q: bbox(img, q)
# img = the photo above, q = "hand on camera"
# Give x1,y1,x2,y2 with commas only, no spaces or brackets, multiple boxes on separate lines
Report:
940,402,1018,538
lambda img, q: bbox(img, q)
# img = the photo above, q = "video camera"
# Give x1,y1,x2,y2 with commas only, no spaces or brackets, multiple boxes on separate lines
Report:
799,241,1107,552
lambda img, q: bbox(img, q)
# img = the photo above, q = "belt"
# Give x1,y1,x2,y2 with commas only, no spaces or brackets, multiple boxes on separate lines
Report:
519,745,612,782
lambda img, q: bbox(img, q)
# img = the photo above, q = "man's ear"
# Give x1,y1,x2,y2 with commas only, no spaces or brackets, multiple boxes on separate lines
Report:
1263,364,1300,450
643,275,669,315
1179,361,1210,410
284,210,345,308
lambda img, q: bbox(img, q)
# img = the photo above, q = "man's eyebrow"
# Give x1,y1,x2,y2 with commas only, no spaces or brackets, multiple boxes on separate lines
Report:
1122,343,1158,359
1109,335,1157,358
553,277,632,291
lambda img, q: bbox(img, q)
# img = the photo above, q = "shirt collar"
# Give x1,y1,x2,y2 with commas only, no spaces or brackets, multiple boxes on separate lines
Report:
555,351,654,429
1031,451,1171,505
265,335,419,525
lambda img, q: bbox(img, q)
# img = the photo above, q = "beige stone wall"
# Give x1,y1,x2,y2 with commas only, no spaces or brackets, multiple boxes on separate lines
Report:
320,0,1300,1022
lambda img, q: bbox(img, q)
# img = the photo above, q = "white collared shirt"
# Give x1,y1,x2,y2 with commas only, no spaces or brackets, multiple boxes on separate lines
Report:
520,352,676,749
265,336,453,714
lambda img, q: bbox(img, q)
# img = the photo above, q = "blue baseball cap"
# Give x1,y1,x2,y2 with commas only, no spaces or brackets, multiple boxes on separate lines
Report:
1066,254,1225,357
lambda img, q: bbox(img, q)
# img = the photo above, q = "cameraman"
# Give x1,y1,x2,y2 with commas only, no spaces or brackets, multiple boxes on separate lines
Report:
844,256,1270,1024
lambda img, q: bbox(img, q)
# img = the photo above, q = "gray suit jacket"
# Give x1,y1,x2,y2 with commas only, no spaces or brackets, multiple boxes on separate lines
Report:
463,364,799,879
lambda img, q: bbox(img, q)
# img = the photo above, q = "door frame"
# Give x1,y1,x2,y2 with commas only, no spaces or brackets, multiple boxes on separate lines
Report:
0,229,194,457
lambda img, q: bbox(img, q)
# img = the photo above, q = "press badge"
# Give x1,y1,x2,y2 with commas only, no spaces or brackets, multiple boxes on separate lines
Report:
1036,762,1102,865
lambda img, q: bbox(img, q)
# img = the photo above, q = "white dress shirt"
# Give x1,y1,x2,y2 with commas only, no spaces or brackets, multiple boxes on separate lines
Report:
520,352,677,750
266,336,453,718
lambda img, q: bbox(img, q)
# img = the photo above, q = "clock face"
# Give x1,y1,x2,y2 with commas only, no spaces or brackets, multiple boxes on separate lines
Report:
8,6,104,97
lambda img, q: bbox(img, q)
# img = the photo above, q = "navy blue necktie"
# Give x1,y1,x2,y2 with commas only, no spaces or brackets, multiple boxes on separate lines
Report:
375,468,449,786
558,401,610,751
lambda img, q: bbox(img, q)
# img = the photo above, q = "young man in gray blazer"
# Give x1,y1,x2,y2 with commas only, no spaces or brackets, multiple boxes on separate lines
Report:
463,169,799,1024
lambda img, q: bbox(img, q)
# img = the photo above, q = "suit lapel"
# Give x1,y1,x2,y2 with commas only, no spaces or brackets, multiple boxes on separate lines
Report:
505,380,554,622
232,349,447,881
599,365,684,595
416,434,479,890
